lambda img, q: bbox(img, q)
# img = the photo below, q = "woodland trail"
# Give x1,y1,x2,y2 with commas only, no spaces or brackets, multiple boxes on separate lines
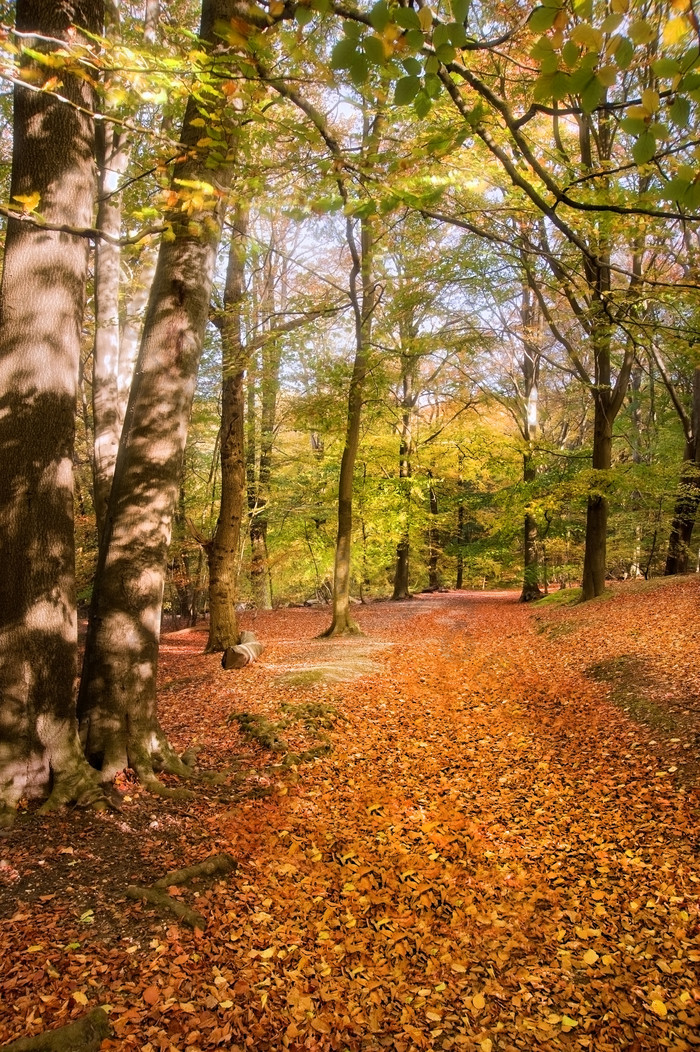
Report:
1,584,699,1051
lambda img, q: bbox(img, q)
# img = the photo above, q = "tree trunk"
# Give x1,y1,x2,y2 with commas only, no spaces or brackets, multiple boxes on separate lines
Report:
0,0,105,826
207,205,249,651
581,390,613,600
665,368,700,574
392,366,413,601
427,471,441,590
322,213,374,636
92,120,130,538
518,279,542,602
78,0,240,785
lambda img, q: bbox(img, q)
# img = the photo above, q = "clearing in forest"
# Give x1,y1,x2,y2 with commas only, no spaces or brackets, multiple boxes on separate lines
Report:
1,580,699,1051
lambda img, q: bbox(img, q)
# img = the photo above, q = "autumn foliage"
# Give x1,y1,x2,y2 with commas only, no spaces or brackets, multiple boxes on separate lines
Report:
1,581,699,1050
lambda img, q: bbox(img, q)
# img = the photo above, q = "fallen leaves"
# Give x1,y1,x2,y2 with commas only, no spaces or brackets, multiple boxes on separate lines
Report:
1,586,700,1049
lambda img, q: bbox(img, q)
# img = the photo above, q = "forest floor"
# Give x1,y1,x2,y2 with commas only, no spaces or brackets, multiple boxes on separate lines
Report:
1,578,699,1052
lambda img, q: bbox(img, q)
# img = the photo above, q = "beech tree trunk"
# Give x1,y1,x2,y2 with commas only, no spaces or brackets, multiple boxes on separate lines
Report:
392,356,415,601
0,0,105,825
665,368,700,575
581,390,613,601
518,279,543,603
92,120,130,538
207,205,249,651
322,213,374,636
78,0,241,784
427,471,441,590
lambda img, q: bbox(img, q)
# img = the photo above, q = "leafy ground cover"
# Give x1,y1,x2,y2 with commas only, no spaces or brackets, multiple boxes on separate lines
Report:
1,581,699,1051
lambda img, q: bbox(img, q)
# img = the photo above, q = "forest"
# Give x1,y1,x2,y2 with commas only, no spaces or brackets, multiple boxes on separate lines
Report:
0,0,699,1049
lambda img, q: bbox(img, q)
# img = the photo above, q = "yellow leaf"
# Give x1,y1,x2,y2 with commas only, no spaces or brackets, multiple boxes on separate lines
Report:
72,991,88,1006
13,191,41,213
219,999,234,1009
641,88,660,113
480,1040,492,1052
663,16,689,44
583,949,599,965
472,992,486,1011
426,1010,442,1022
561,1015,578,1029
418,6,433,31
650,999,668,1018
260,946,275,958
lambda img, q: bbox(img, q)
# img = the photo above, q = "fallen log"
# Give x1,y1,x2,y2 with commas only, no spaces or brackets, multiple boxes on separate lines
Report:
222,630,264,670
0,1008,111,1051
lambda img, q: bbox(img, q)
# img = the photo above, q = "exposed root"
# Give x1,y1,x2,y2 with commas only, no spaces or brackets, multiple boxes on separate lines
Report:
125,885,207,930
153,852,237,887
125,852,237,930
0,1007,111,1051
38,766,108,816
317,618,363,639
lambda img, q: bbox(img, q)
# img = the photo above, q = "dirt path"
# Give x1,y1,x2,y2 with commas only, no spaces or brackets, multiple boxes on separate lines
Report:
1,589,699,1051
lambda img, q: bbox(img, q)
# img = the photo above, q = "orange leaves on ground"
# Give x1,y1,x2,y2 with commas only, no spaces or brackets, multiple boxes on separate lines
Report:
0,584,699,1049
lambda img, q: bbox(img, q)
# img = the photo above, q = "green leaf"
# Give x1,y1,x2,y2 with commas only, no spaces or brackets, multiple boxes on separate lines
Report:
295,6,314,25
394,75,421,105
394,7,421,29
561,40,580,67
435,43,456,63
652,57,680,78
600,12,624,33
619,116,647,134
628,19,655,45
662,176,691,201
581,75,604,112
632,131,656,164
528,6,559,33
369,1,390,31
404,29,425,50
447,21,467,46
424,54,439,73
669,96,691,127
615,36,634,69
363,34,386,65
402,57,422,75
424,73,443,98
414,89,432,118
433,23,451,48
349,51,369,84
331,37,357,70
451,0,469,22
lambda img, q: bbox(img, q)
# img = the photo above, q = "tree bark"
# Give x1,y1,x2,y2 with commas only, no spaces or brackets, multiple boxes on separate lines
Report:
92,119,130,538
518,278,543,603
78,0,241,784
322,213,374,636
206,205,249,651
0,0,105,825
392,363,414,601
665,367,700,574
581,388,613,601
427,470,441,590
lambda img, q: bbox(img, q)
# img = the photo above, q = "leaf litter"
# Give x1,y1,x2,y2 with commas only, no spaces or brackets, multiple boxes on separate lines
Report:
0,580,699,1051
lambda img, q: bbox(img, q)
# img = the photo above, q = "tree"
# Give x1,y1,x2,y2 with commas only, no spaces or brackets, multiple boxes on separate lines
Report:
0,0,105,827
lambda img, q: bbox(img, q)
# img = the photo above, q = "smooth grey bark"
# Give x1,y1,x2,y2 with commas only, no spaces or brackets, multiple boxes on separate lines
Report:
92,119,130,538
78,0,242,784
665,366,700,574
392,342,417,601
518,280,543,603
0,0,105,825
322,212,374,637
206,204,249,651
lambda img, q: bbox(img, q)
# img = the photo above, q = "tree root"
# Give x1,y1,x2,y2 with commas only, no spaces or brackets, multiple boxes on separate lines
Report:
38,766,108,817
125,852,237,930
0,1007,111,1051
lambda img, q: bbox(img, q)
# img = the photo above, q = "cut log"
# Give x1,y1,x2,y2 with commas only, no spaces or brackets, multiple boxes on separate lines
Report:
222,630,264,670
